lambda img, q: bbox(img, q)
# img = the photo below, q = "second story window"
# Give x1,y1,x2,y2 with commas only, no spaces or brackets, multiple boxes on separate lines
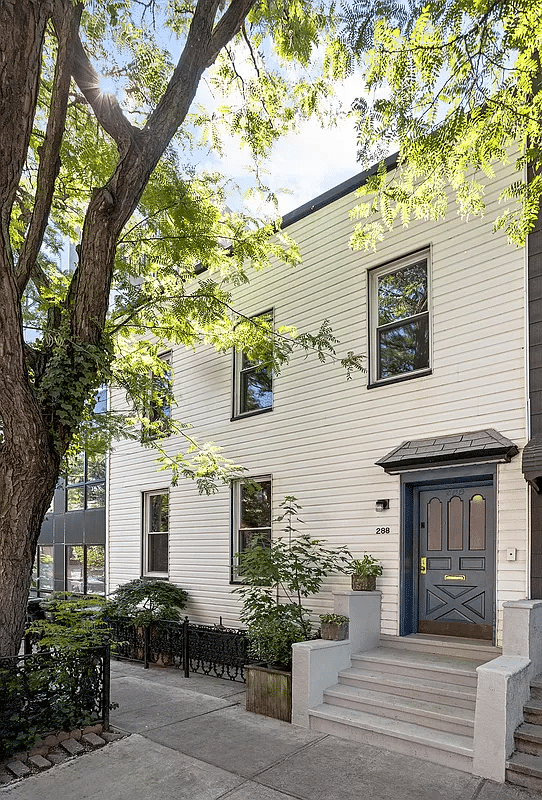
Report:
369,251,431,385
144,352,173,439
66,452,106,511
233,311,273,418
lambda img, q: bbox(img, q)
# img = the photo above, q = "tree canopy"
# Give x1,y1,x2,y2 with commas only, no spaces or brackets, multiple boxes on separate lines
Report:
342,0,542,249
0,0,364,656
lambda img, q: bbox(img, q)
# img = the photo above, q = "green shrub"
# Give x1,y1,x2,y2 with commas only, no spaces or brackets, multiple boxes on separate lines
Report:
108,578,188,626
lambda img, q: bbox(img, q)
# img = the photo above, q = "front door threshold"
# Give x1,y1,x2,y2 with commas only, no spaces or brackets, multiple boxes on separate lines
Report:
418,620,493,640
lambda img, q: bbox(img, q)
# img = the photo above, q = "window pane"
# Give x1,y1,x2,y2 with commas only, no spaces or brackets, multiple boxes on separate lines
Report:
67,485,84,511
241,480,271,529
67,452,85,485
66,546,84,593
378,261,428,326
87,546,105,594
38,546,54,591
469,495,486,551
150,494,168,532
239,527,271,553
240,369,273,413
94,387,107,415
427,498,442,551
87,453,106,481
148,533,168,573
87,482,106,508
378,316,429,379
448,496,463,550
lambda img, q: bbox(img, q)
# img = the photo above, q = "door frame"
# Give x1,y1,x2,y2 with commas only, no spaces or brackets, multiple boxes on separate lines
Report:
399,464,497,640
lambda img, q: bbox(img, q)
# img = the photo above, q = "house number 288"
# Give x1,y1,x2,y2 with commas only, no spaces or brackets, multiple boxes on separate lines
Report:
375,527,391,535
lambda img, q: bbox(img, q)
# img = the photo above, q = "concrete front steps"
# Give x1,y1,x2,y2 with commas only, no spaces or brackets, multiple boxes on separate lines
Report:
309,633,501,773
506,674,542,792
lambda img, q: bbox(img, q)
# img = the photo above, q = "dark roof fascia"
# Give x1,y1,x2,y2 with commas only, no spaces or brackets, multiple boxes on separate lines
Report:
280,151,399,231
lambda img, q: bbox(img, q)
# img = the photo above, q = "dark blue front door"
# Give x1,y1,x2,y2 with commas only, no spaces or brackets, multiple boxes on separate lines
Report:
417,484,495,640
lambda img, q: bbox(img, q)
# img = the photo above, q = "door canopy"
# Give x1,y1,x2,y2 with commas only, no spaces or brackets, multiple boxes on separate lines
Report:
376,429,519,474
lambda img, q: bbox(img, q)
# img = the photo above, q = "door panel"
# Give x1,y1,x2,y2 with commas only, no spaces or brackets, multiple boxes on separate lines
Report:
418,485,495,640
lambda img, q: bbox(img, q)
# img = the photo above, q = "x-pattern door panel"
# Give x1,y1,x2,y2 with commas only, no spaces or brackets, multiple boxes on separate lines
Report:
418,485,494,640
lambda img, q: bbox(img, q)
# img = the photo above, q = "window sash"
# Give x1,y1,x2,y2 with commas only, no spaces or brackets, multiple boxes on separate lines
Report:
232,477,271,580
144,491,169,576
234,311,273,417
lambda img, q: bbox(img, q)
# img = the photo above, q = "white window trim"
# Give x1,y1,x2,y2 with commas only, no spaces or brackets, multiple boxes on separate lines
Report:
369,248,432,385
231,475,272,581
143,489,169,577
233,310,274,418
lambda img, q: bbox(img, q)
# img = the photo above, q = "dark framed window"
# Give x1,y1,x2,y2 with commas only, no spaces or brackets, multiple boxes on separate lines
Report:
66,545,105,595
34,545,54,594
143,490,169,576
66,452,106,511
369,252,431,384
232,476,271,580
233,311,273,418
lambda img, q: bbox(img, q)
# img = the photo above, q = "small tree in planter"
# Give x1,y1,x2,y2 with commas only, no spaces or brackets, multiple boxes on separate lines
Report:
236,496,351,720
350,554,383,591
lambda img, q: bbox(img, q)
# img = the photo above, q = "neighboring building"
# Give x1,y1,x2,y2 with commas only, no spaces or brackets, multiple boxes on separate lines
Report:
107,158,542,782
33,388,107,597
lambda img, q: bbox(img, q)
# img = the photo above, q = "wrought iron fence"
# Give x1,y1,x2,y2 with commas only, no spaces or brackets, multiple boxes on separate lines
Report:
108,616,252,682
0,645,110,759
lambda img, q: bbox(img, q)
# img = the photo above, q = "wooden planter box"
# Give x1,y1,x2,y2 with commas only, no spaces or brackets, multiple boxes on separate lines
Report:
321,621,349,640
351,575,376,591
245,664,292,722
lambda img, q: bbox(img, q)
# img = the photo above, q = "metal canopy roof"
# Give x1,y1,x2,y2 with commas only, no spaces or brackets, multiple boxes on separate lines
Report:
376,429,519,474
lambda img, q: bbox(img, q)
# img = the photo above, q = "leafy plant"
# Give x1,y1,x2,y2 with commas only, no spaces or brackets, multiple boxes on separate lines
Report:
319,614,349,625
236,497,351,669
350,554,383,577
26,593,110,651
108,579,188,626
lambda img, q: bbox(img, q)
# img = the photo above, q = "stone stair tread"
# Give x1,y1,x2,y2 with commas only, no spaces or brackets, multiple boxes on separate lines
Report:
310,703,474,755
515,723,542,743
324,683,475,724
380,633,501,660
354,646,484,675
525,698,542,712
507,751,542,777
339,666,477,700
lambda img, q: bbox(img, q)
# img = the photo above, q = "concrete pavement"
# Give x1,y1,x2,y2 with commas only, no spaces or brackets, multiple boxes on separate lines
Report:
1,659,539,800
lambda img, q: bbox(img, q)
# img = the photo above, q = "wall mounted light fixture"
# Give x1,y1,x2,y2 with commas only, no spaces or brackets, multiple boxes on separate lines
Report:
375,499,389,512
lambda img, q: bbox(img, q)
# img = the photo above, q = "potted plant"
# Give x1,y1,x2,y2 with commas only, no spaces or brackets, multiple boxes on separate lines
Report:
350,554,383,591
319,613,349,641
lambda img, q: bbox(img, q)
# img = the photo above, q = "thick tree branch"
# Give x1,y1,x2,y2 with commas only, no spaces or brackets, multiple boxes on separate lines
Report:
64,24,140,153
16,1,83,299
206,0,257,67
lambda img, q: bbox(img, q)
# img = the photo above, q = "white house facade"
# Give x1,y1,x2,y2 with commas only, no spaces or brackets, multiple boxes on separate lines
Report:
107,159,542,783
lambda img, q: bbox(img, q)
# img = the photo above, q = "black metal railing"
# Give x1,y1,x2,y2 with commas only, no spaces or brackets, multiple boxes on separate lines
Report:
0,645,110,759
108,616,252,682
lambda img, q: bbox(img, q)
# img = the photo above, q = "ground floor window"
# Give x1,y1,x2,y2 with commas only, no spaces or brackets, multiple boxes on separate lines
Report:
232,476,271,580
143,490,169,576
33,546,54,594
66,545,105,595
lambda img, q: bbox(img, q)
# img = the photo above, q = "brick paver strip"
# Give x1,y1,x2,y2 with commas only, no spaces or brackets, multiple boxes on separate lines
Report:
6,761,31,778
48,751,68,765
60,738,84,756
29,755,52,770
82,733,106,748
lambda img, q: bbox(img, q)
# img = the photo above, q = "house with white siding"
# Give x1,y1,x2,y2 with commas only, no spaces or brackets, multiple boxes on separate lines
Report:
107,157,542,786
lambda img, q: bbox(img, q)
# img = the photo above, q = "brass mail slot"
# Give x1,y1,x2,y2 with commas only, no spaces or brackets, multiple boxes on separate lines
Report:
444,574,466,581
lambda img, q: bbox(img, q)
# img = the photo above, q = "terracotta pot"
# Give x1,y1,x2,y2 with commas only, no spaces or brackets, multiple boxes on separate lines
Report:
351,575,376,591
321,621,349,641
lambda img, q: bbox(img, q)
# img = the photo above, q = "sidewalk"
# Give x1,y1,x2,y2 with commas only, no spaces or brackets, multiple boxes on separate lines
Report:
1,658,539,800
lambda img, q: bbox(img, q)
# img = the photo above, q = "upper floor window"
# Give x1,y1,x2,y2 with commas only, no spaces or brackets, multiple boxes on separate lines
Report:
231,476,271,580
144,352,173,439
233,311,273,418
143,490,169,577
369,251,431,385
66,452,106,511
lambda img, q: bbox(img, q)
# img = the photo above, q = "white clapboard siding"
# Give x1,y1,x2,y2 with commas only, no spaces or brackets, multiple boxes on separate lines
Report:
108,159,528,638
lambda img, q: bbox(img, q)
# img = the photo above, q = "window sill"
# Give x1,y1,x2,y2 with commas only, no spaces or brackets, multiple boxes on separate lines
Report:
231,406,273,422
367,368,432,390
